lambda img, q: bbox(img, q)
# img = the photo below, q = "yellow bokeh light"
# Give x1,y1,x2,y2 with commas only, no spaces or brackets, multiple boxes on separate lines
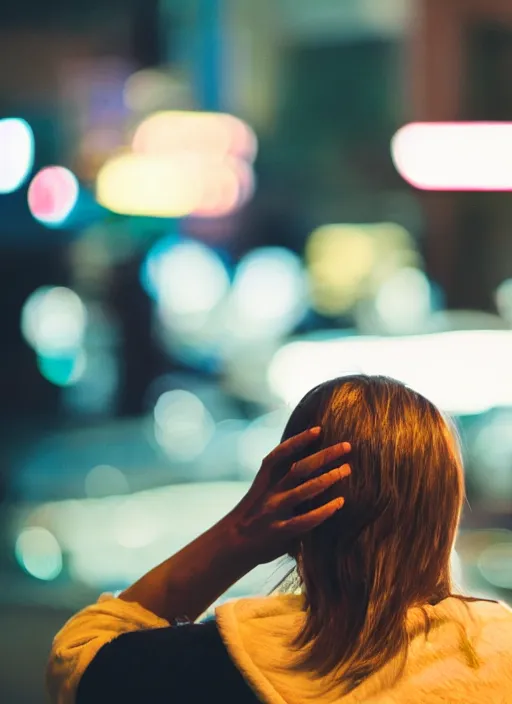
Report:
96,153,203,217
305,223,418,316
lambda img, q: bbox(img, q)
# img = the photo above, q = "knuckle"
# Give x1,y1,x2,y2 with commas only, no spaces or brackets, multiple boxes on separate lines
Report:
336,464,350,480
336,466,346,481
267,496,279,512
320,474,334,489
342,463,352,477
293,462,307,479
306,477,329,498
277,520,293,536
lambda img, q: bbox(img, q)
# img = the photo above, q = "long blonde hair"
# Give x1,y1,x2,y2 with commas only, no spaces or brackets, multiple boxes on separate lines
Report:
277,375,483,693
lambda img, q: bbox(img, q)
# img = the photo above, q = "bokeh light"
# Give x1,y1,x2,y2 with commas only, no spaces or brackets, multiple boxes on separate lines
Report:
374,267,433,334
228,247,307,339
470,412,512,503
141,236,230,323
113,500,162,549
96,153,201,217
37,350,87,387
98,152,253,219
192,157,254,218
39,483,249,589
27,166,79,226
392,122,512,191
21,286,87,354
478,540,512,590
15,527,62,581
98,110,259,219
237,410,289,478
153,389,216,461
140,234,180,299
268,331,512,414
84,465,130,499
305,223,419,316
0,118,34,194
132,111,257,162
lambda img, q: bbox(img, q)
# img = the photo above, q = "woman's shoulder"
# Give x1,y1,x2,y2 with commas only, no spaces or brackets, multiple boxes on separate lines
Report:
468,598,512,620
440,595,512,628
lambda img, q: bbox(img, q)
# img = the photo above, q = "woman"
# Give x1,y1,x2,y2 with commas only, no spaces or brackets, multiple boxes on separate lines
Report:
47,375,512,703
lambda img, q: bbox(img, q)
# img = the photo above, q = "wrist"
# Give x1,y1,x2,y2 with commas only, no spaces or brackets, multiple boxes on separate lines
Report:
214,513,258,575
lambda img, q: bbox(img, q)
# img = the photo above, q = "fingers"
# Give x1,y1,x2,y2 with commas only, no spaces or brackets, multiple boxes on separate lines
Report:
281,464,351,508
278,497,345,534
264,427,322,466
284,441,351,486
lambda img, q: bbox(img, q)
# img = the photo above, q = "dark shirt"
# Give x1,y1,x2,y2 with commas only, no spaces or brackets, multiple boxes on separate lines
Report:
76,619,261,704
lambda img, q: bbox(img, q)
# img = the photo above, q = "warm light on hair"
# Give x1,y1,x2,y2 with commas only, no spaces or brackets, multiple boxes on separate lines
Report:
278,375,474,693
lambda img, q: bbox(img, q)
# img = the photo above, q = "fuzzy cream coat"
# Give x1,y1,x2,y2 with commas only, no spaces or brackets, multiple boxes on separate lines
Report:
48,592,512,704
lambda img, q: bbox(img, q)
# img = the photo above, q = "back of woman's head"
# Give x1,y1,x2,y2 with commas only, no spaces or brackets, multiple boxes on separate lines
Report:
280,375,465,691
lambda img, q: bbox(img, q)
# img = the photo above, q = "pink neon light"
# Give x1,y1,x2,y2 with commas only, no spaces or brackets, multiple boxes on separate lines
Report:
391,122,512,191
27,166,79,224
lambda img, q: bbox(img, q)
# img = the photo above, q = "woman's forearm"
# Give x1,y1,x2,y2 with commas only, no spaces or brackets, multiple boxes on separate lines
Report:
118,513,255,623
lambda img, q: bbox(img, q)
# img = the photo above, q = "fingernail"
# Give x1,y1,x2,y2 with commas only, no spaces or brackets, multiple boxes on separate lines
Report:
337,498,345,510
342,442,351,452
311,426,321,435
339,464,351,477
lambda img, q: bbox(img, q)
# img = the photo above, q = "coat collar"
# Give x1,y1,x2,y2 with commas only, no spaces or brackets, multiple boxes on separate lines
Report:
216,594,512,704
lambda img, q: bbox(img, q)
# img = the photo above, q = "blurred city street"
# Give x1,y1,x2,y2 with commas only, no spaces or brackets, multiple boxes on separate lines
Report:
0,0,512,701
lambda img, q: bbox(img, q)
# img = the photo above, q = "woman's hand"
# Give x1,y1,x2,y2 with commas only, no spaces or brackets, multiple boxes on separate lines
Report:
228,427,351,565
118,426,351,624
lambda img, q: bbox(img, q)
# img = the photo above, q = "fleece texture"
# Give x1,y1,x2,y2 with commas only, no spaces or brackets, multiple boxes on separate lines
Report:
47,593,170,704
215,594,512,704
47,592,512,704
